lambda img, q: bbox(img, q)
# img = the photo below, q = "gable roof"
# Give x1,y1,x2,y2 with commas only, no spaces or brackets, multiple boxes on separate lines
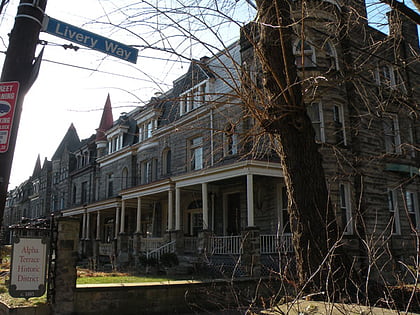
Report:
52,123,80,160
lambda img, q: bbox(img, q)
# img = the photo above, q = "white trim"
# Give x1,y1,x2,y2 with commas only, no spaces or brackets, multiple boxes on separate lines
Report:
174,160,283,188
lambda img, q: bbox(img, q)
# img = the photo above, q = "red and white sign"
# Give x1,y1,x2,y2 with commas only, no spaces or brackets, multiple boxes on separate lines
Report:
0,81,19,153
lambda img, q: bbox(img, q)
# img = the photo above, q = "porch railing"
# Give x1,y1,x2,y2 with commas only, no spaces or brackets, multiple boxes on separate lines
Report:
260,234,293,254
209,235,242,255
141,237,165,252
146,240,176,260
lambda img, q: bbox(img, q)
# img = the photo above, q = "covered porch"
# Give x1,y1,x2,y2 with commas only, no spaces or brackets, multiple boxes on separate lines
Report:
63,161,295,273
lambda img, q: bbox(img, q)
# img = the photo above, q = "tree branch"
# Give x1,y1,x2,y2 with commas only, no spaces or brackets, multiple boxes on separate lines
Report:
380,0,420,25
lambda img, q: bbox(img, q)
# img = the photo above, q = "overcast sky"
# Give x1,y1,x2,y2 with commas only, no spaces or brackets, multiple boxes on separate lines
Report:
0,0,417,189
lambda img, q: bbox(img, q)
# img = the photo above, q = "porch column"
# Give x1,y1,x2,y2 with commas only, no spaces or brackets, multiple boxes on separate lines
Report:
96,211,101,240
247,174,255,227
202,183,209,230
136,197,142,233
168,190,173,231
82,212,87,239
120,200,126,234
175,187,181,230
86,213,90,240
114,206,120,239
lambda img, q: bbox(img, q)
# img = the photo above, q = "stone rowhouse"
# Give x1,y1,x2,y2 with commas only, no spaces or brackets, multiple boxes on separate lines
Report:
4,0,420,280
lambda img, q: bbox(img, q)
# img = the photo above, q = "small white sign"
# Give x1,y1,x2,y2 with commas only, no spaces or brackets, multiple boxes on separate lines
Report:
9,236,48,298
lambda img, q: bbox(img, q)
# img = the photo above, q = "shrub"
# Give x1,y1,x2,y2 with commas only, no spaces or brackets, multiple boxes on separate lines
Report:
138,255,158,267
159,253,178,267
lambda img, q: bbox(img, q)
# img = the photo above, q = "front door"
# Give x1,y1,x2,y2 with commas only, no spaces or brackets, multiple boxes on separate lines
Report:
226,193,241,235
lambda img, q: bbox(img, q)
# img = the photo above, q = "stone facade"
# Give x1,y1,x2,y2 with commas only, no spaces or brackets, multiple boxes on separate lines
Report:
4,0,420,281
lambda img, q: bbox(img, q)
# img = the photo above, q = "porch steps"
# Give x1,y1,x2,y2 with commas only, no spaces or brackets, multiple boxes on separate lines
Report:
166,255,198,275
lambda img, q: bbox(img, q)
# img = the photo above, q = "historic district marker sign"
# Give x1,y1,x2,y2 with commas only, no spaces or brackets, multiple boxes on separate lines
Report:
0,82,19,153
43,16,139,64
9,236,49,298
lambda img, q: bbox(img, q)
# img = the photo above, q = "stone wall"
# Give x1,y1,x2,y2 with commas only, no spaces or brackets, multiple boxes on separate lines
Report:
73,278,278,315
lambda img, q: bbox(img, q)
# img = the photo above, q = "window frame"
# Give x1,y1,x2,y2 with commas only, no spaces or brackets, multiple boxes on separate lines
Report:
324,41,339,70
387,189,401,235
339,182,353,235
179,80,207,115
383,113,401,154
293,39,316,68
307,102,325,143
405,190,420,231
188,136,203,171
332,104,347,146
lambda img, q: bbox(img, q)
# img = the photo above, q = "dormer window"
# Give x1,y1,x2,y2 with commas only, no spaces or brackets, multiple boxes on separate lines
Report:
293,39,316,68
108,133,124,153
179,81,207,115
107,125,128,154
138,119,157,142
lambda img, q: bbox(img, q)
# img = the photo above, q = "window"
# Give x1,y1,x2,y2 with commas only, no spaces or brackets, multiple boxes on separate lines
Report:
138,120,156,142
152,159,158,181
224,125,238,156
179,81,207,115
60,192,65,210
387,189,400,234
162,149,172,175
339,183,352,234
324,41,338,70
72,185,77,204
383,114,401,154
293,39,316,68
81,181,88,204
408,120,416,158
307,103,325,142
108,134,124,153
375,64,404,91
142,161,152,184
278,185,291,234
333,104,346,145
189,137,203,170
146,121,153,138
405,191,419,230
122,168,129,190
107,173,114,197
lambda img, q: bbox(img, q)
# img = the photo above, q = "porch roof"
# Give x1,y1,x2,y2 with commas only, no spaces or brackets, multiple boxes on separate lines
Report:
174,160,283,188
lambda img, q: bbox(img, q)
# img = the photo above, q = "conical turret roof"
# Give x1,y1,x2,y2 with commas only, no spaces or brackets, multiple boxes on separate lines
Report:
96,94,114,142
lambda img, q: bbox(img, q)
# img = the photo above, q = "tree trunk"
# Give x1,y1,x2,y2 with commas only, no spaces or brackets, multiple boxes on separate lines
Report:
255,0,342,292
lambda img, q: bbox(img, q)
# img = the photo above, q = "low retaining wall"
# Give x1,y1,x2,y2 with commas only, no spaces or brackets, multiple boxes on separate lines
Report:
74,278,278,314
0,302,50,315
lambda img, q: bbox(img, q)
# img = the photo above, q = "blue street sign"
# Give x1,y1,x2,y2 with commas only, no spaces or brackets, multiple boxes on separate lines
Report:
43,16,138,64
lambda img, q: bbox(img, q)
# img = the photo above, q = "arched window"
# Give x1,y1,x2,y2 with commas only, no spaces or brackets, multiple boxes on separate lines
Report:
324,41,338,70
121,168,129,190
162,149,172,175
293,39,316,68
